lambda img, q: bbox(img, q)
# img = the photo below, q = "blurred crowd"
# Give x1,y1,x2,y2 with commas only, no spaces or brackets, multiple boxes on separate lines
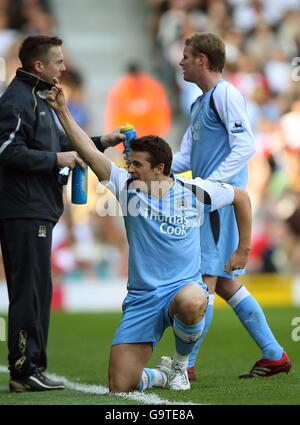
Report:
1,0,300,284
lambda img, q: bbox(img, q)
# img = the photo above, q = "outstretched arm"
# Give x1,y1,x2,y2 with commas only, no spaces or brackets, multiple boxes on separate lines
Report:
47,79,111,182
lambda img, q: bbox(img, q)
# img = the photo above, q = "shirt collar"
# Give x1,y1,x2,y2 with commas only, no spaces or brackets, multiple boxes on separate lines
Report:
16,68,53,91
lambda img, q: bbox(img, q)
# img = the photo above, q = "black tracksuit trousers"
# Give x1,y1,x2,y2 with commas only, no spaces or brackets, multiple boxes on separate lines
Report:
0,218,54,379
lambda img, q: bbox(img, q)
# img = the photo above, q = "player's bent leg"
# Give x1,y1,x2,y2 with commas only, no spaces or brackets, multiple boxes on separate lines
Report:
170,282,208,324
187,276,218,379
216,278,289,377
108,343,152,393
167,283,208,390
204,276,219,295
215,277,241,300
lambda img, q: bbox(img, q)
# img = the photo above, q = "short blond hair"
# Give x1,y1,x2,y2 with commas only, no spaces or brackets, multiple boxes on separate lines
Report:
186,33,225,72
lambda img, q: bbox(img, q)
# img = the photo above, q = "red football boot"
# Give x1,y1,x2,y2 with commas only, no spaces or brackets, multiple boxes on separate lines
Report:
187,366,197,381
239,352,292,378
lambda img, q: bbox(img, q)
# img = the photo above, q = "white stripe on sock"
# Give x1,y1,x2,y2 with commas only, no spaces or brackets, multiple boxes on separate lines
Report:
174,352,189,366
227,285,250,309
208,294,215,305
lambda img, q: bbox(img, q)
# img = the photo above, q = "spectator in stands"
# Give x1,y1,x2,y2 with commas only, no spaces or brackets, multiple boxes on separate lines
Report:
104,62,171,139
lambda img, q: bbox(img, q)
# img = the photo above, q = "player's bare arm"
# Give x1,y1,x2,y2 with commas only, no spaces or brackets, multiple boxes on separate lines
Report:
225,188,252,273
47,78,112,181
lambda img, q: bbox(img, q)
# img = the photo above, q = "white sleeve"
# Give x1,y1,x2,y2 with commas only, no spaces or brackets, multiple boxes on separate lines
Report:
171,126,192,173
201,178,234,211
105,162,130,200
208,83,256,182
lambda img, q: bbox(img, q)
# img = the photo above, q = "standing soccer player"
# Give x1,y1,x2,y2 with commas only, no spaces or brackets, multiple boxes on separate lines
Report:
47,81,252,392
172,32,291,379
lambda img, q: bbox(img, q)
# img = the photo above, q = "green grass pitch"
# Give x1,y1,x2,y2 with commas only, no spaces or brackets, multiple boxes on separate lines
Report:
0,306,299,405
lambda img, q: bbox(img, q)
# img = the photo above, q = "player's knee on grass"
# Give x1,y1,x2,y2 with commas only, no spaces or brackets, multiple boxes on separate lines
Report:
109,368,141,393
174,285,208,324
108,344,151,393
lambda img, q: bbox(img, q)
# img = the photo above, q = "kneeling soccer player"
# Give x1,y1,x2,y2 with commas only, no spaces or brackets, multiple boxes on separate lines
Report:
47,81,252,392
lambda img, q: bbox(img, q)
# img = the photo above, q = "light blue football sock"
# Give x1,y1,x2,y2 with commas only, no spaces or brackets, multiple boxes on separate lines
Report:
173,315,205,357
188,294,215,368
137,368,167,390
137,368,155,390
228,285,283,360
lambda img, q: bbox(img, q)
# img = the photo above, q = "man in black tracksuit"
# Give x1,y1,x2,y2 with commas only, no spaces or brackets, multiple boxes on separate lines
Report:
0,35,123,392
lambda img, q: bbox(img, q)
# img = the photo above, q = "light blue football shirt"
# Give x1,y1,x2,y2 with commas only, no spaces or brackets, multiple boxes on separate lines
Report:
173,80,255,188
107,163,234,293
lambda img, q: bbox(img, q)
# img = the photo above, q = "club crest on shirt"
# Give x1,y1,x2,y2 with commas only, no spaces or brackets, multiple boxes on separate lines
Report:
38,225,47,237
229,120,246,134
192,122,201,140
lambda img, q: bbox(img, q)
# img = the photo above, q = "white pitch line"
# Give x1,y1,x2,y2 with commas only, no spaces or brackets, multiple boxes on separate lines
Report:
0,366,198,405
0,366,8,373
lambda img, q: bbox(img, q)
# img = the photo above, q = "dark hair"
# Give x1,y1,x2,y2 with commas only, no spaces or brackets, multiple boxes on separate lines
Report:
19,35,63,72
130,136,173,176
126,62,141,75
186,32,225,72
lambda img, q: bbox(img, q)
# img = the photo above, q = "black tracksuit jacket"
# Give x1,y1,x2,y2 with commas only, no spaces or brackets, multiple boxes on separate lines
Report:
0,68,103,223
